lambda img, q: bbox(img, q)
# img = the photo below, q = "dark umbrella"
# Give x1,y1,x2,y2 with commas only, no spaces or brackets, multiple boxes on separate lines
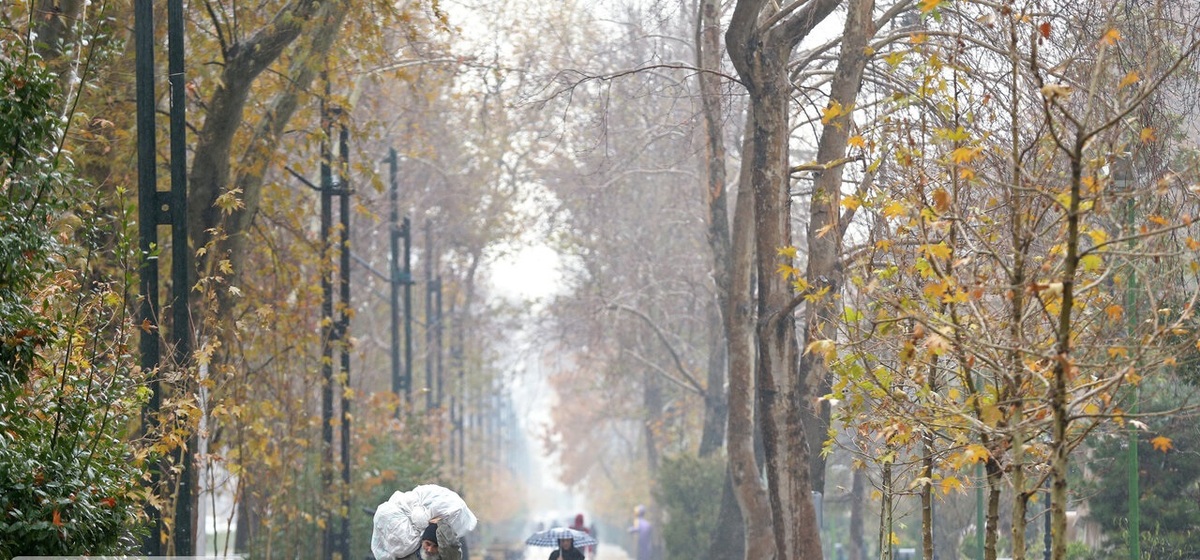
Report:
525,526,597,547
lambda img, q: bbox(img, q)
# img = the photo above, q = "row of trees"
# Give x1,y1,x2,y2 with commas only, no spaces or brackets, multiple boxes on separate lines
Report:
2,0,546,557
520,1,1200,560
4,0,1200,558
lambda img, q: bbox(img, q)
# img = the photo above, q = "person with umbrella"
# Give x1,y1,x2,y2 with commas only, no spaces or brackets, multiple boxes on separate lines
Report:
526,527,594,560
548,534,585,560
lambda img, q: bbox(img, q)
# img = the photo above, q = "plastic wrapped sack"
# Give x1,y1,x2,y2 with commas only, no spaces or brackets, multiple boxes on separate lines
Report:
371,484,478,559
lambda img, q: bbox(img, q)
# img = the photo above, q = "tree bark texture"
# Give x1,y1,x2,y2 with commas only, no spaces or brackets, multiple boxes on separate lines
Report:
724,121,775,560
696,0,732,461
799,0,874,497
725,1,842,559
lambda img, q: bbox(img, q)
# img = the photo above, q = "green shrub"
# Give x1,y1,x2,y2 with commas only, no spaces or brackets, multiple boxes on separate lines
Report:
0,42,147,556
653,453,724,560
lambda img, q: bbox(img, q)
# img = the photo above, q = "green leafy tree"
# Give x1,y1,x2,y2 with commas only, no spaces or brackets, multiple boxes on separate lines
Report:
1082,392,1200,558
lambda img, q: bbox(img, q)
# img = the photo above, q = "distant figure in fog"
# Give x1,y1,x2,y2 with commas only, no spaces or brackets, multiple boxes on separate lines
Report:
548,536,585,560
570,513,596,557
627,505,653,560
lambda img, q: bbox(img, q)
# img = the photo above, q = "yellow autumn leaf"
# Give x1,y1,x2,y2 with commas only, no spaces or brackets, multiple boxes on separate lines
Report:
981,404,1003,427
1105,304,1123,322
821,100,845,125
1119,71,1140,89
950,146,983,164
848,135,866,149
1088,229,1109,245
940,476,965,495
805,339,837,362
885,50,907,68
1151,435,1173,453
1080,254,1103,273
964,443,990,464
1141,127,1156,142
883,201,908,218
923,280,949,299
1101,28,1122,45
923,242,952,260
777,246,799,259
842,194,862,211
1040,83,1072,100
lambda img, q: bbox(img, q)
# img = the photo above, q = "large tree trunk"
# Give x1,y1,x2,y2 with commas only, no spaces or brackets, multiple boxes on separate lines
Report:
708,467,746,560
724,103,774,560
696,0,732,462
726,1,841,559
799,0,874,497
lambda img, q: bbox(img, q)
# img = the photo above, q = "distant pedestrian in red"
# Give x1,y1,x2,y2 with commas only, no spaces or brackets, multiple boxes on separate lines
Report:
570,513,596,557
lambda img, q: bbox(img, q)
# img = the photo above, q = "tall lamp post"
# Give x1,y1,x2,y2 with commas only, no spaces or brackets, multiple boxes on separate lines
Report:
1112,153,1139,560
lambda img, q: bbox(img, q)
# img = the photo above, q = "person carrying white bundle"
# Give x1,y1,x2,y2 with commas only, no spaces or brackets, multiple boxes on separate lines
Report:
371,484,477,560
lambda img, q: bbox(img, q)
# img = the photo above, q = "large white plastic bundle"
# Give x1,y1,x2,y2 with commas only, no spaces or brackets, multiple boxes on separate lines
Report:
370,484,478,559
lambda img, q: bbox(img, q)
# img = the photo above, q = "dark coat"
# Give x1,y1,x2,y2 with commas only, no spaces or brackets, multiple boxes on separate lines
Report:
548,546,586,560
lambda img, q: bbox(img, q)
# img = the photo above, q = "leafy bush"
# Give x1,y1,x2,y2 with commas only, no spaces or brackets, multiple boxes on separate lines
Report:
653,453,724,560
0,41,147,556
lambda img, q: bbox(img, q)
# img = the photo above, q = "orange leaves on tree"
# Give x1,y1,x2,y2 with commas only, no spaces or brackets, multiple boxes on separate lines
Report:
1101,28,1122,46
1039,22,1052,39
1119,71,1140,89
918,0,941,14
1140,127,1157,142
1151,435,1173,453
932,188,952,213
